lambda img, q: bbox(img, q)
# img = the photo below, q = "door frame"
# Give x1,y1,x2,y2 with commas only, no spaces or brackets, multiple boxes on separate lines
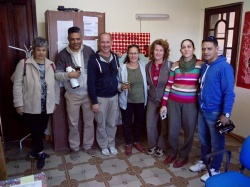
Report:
203,2,242,74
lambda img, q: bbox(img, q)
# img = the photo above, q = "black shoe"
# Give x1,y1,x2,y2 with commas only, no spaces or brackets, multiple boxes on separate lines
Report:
30,150,50,159
36,152,49,169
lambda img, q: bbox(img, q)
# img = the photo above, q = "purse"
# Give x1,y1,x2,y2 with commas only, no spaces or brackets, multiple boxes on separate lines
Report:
215,119,235,135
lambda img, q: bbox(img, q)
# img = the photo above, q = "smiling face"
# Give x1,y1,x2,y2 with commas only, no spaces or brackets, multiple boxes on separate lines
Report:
153,44,165,61
99,33,112,55
202,41,219,64
33,47,47,61
68,32,82,52
180,40,195,61
128,47,139,63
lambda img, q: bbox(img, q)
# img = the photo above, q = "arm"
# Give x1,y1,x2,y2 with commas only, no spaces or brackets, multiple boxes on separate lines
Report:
161,64,175,106
55,53,71,82
13,59,25,109
219,65,235,124
87,57,98,105
54,78,60,105
87,59,100,113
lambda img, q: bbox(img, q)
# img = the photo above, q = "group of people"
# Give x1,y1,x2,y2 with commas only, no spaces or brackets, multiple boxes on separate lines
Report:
12,26,235,182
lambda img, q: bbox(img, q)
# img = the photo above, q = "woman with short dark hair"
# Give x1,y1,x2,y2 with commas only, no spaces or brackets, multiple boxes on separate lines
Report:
13,37,60,169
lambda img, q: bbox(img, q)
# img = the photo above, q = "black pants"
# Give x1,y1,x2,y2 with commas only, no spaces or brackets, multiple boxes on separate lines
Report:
120,103,145,145
24,112,50,153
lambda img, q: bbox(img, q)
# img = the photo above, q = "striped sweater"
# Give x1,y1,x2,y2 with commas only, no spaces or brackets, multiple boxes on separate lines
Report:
161,60,203,106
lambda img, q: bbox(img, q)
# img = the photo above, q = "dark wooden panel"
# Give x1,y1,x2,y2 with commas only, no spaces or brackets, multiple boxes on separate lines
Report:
0,0,37,141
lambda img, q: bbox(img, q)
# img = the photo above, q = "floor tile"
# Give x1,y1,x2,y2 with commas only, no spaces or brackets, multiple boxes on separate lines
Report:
3,132,243,187
108,173,143,187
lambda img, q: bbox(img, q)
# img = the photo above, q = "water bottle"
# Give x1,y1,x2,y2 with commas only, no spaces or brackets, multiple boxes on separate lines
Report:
66,65,80,89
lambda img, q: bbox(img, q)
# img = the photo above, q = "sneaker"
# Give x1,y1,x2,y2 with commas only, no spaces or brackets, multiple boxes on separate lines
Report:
85,148,96,157
109,147,118,155
200,168,220,182
70,150,80,161
29,150,50,159
147,146,158,155
154,148,164,157
36,152,49,170
189,160,206,172
29,149,37,159
101,148,110,156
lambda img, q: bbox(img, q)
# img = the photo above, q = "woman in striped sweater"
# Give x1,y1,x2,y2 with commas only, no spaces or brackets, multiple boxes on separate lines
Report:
160,39,203,168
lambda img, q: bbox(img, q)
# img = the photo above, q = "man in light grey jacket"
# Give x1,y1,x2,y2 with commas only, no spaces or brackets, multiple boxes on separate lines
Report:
55,26,95,160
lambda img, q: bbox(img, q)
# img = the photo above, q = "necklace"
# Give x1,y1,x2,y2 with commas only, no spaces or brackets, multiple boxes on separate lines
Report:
127,61,138,69
133,68,138,78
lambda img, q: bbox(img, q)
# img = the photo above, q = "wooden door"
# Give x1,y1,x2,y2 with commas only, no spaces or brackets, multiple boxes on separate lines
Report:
203,3,242,74
0,0,37,141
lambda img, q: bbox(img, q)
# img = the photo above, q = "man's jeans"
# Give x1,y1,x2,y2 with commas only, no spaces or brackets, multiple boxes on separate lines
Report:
198,110,225,171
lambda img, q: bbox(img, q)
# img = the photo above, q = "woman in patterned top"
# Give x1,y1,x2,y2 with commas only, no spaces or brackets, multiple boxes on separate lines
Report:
13,37,60,170
160,39,203,168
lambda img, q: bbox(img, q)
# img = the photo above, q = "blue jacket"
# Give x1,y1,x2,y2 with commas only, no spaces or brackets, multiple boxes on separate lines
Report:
87,51,119,104
199,55,235,114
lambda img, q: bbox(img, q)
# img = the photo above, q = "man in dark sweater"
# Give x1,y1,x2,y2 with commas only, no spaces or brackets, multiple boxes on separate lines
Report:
87,32,119,156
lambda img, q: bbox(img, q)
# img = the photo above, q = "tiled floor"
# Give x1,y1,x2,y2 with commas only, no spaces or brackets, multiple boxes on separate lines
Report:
3,130,245,187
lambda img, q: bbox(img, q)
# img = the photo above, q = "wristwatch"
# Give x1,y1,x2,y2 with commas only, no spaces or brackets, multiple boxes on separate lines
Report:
223,113,230,118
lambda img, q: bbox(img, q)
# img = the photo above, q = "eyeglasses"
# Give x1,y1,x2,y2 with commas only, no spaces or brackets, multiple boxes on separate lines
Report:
203,36,218,46
128,52,139,56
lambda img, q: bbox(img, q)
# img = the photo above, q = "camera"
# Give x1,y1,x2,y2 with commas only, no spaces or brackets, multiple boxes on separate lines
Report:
215,119,235,135
161,110,167,120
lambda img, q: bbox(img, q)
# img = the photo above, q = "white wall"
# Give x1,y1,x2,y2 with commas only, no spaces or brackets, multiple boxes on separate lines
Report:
35,0,250,137
35,0,203,61
202,0,250,138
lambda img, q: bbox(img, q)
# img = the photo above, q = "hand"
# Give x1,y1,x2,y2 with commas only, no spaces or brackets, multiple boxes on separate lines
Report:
92,104,99,113
68,70,81,78
54,104,58,112
116,51,123,58
159,106,167,117
16,106,24,116
121,82,130,91
219,114,230,125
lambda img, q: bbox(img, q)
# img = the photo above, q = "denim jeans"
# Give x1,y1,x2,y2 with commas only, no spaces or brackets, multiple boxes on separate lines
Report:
198,110,225,171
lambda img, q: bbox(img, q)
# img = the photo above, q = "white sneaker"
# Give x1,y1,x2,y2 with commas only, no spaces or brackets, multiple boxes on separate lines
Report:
189,160,206,172
109,147,118,155
147,146,158,155
101,148,110,156
200,168,220,182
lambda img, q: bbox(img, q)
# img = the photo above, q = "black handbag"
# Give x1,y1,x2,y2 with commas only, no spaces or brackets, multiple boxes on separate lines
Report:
215,119,235,135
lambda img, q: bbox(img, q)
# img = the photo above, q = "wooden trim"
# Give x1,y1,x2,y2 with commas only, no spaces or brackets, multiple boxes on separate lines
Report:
228,132,245,143
31,0,37,38
0,137,7,180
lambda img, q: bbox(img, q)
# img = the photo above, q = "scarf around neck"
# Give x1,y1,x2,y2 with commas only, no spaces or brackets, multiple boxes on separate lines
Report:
179,55,197,74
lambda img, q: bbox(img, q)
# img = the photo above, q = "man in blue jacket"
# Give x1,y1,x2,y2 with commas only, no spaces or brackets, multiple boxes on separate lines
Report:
87,33,120,156
189,36,235,182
